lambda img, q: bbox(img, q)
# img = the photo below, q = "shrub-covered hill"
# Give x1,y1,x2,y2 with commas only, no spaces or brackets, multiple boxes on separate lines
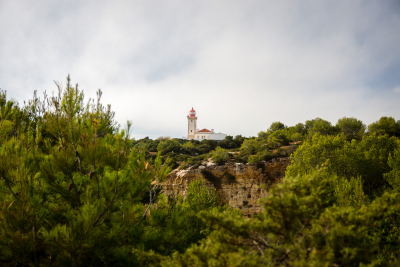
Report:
0,76,399,266
134,136,299,170
136,115,400,171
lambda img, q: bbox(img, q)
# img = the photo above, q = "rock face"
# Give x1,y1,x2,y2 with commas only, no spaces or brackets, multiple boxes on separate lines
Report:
161,157,290,216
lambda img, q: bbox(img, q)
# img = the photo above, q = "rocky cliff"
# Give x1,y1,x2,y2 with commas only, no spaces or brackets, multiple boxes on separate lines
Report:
161,157,290,216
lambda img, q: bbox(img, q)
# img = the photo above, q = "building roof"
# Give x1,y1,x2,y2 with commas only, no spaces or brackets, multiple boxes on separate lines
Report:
197,128,212,133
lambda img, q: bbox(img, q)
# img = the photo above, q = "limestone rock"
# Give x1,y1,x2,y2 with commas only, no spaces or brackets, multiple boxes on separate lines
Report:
161,157,290,216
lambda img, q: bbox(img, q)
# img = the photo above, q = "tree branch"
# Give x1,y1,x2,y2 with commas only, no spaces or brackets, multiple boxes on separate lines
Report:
136,184,158,225
142,187,153,219
3,178,20,202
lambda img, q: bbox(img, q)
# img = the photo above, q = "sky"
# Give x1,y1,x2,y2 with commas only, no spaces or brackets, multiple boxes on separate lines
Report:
1,0,399,139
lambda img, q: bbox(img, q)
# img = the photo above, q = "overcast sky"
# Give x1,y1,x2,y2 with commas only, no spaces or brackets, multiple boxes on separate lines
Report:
1,0,399,139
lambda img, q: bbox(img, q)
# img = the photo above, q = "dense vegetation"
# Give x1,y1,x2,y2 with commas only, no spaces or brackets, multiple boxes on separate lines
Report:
1,76,399,266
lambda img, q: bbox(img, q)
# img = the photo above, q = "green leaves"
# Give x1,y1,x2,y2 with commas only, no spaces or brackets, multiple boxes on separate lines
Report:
334,176,369,207
368,116,400,137
209,146,231,165
336,116,366,141
185,179,220,213
306,117,339,137
240,139,260,156
384,146,400,191
287,133,400,196
268,121,286,132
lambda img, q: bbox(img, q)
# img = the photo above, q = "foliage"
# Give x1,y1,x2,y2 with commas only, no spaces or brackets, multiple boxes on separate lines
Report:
233,134,247,147
334,176,369,207
336,116,366,141
294,122,306,134
217,135,240,149
384,146,400,191
306,117,338,137
157,139,182,155
247,154,262,164
368,116,400,137
185,179,221,212
289,132,303,142
287,133,399,196
165,156,179,170
267,129,290,148
268,121,286,132
210,146,231,165
239,139,259,156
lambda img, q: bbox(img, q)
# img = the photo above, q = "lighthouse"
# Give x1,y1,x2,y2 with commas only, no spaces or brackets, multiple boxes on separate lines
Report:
187,107,197,139
187,107,227,140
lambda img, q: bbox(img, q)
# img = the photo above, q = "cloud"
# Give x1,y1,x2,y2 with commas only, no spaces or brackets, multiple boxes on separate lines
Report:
0,0,400,139
393,85,400,93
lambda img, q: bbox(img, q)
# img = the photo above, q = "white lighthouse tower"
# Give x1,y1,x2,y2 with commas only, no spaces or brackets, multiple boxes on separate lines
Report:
187,107,197,139
187,107,227,140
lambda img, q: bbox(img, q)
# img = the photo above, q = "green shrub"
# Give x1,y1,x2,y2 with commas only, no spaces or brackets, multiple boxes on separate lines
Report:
267,130,290,147
165,156,178,169
248,154,261,164
336,116,366,141
157,139,181,155
368,116,400,137
290,132,303,142
210,146,231,165
179,161,188,170
240,139,259,156
268,121,286,132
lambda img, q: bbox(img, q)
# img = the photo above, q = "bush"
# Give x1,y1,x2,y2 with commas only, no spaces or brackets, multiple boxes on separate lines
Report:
248,154,261,164
233,135,247,147
240,139,259,156
267,130,290,148
368,116,400,137
336,117,366,141
268,121,286,132
165,156,178,169
306,117,338,137
210,146,231,165
157,139,182,155
286,133,399,197
290,132,303,142
218,138,238,149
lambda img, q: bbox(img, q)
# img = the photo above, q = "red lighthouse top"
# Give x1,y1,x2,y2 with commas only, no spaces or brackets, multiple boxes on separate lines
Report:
189,107,196,117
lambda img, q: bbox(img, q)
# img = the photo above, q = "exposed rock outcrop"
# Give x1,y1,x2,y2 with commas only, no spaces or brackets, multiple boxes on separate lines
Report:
161,157,290,216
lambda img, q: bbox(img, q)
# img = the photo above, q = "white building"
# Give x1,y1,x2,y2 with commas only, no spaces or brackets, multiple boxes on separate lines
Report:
187,107,227,141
